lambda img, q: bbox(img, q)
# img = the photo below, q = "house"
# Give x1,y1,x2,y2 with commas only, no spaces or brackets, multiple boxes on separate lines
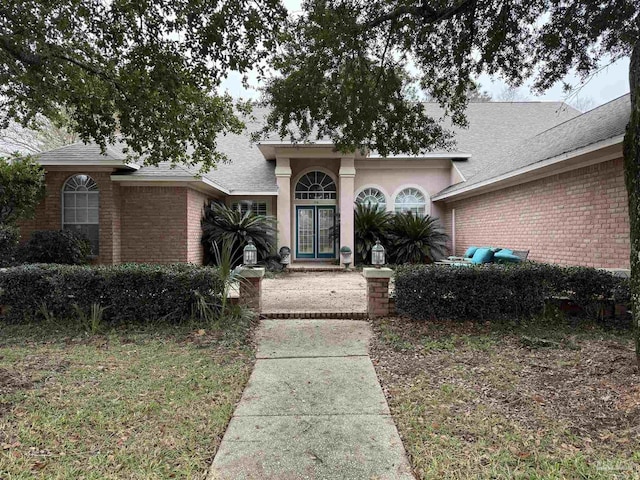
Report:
19,94,631,269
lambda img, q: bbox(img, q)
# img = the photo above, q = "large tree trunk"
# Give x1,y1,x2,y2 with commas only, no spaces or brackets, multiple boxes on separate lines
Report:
624,40,640,367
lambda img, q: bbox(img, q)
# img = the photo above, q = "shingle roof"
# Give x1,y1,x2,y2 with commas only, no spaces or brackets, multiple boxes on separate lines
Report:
38,141,132,163
425,101,580,179
37,98,627,197
437,94,630,196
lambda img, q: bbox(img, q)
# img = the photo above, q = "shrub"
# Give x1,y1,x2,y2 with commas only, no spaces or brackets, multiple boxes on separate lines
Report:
0,225,19,267
394,263,630,326
561,266,630,321
0,263,224,325
354,203,392,264
201,201,276,267
19,230,91,265
386,213,449,264
0,154,45,224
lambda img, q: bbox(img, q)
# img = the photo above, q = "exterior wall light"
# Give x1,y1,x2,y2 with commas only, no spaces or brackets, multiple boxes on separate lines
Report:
371,240,386,268
243,239,257,267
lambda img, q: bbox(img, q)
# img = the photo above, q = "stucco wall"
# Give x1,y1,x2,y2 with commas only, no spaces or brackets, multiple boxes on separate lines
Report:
440,157,630,269
354,159,452,220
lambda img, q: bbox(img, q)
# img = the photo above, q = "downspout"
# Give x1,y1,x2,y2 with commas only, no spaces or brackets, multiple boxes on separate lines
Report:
452,208,456,255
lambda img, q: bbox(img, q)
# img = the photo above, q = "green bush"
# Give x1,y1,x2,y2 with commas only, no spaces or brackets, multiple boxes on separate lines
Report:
19,230,91,265
201,201,276,267
0,263,224,325
0,225,19,267
386,212,449,264
354,203,392,264
395,263,630,326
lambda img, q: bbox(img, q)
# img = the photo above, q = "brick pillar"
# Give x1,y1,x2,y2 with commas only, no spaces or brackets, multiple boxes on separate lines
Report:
362,267,393,318
239,267,265,312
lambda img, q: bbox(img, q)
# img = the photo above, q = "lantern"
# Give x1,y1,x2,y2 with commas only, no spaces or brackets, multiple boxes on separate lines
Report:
371,240,385,267
243,240,257,266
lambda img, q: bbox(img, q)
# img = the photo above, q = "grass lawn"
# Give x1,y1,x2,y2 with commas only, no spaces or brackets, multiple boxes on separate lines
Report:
0,320,255,479
371,316,640,479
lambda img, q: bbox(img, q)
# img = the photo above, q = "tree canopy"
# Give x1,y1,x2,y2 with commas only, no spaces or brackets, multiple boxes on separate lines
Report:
261,0,638,155
0,0,287,170
0,154,45,225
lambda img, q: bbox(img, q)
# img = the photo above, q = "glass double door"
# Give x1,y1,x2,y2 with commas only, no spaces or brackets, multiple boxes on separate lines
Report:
296,206,336,259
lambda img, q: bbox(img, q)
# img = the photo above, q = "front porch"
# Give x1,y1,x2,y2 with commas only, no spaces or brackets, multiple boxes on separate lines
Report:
263,143,363,267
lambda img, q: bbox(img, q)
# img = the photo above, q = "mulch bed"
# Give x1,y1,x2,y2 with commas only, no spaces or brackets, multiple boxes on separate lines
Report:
370,317,640,471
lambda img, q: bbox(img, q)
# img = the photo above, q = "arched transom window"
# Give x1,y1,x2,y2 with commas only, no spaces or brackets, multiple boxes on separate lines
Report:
355,187,386,211
295,171,337,200
394,187,427,216
62,174,99,254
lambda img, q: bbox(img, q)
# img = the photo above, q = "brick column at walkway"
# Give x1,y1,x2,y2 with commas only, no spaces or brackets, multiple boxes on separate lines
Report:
238,267,265,312
363,267,393,318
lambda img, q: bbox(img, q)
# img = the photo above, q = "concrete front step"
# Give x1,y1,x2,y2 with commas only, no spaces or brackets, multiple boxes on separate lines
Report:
261,312,368,319
285,266,345,272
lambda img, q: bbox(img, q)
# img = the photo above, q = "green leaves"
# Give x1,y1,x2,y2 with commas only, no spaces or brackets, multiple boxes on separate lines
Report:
0,154,45,225
262,0,638,155
386,212,449,264
201,202,276,267
0,0,287,170
395,263,631,324
354,203,393,263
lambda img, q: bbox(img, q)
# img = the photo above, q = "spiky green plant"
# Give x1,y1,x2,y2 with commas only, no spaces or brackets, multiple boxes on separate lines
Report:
354,202,392,264
201,201,276,267
387,212,449,264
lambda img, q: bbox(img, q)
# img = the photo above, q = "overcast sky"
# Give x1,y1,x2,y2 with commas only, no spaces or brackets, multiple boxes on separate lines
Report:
219,1,630,111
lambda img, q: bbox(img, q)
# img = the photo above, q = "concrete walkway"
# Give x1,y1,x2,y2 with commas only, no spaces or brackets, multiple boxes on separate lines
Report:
208,319,414,480
261,271,367,315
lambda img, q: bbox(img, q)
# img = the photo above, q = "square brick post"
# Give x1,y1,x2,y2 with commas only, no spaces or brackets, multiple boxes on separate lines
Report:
362,267,393,318
239,267,265,313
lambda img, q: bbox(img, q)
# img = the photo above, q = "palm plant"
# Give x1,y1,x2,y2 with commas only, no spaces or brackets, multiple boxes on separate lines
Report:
386,212,449,264
201,201,276,267
354,202,392,264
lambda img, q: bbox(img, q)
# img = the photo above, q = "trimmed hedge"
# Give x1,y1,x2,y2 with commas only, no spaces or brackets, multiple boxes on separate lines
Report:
19,230,91,265
395,263,630,325
0,225,19,267
0,263,224,325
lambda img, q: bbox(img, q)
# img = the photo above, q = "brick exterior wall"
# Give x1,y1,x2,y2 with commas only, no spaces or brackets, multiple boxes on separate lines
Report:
19,169,210,265
440,157,630,269
120,186,188,264
17,169,121,264
187,189,208,264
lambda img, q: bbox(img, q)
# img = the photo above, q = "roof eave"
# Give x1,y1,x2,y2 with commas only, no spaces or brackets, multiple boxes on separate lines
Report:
39,160,141,170
110,174,230,195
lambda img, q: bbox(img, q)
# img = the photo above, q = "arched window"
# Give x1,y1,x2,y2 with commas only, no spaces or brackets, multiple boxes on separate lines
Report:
355,187,386,211
295,171,337,200
62,175,99,254
394,187,427,216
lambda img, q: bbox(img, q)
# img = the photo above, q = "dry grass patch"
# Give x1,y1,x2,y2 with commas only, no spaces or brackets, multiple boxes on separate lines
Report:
371,317,640,479
0,323,254,479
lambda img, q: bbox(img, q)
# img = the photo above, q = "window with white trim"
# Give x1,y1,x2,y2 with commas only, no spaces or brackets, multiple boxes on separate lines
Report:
394,187,427,216
231,201,268,216
62,174,99,254
355,187,386,211
295,171,337,200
